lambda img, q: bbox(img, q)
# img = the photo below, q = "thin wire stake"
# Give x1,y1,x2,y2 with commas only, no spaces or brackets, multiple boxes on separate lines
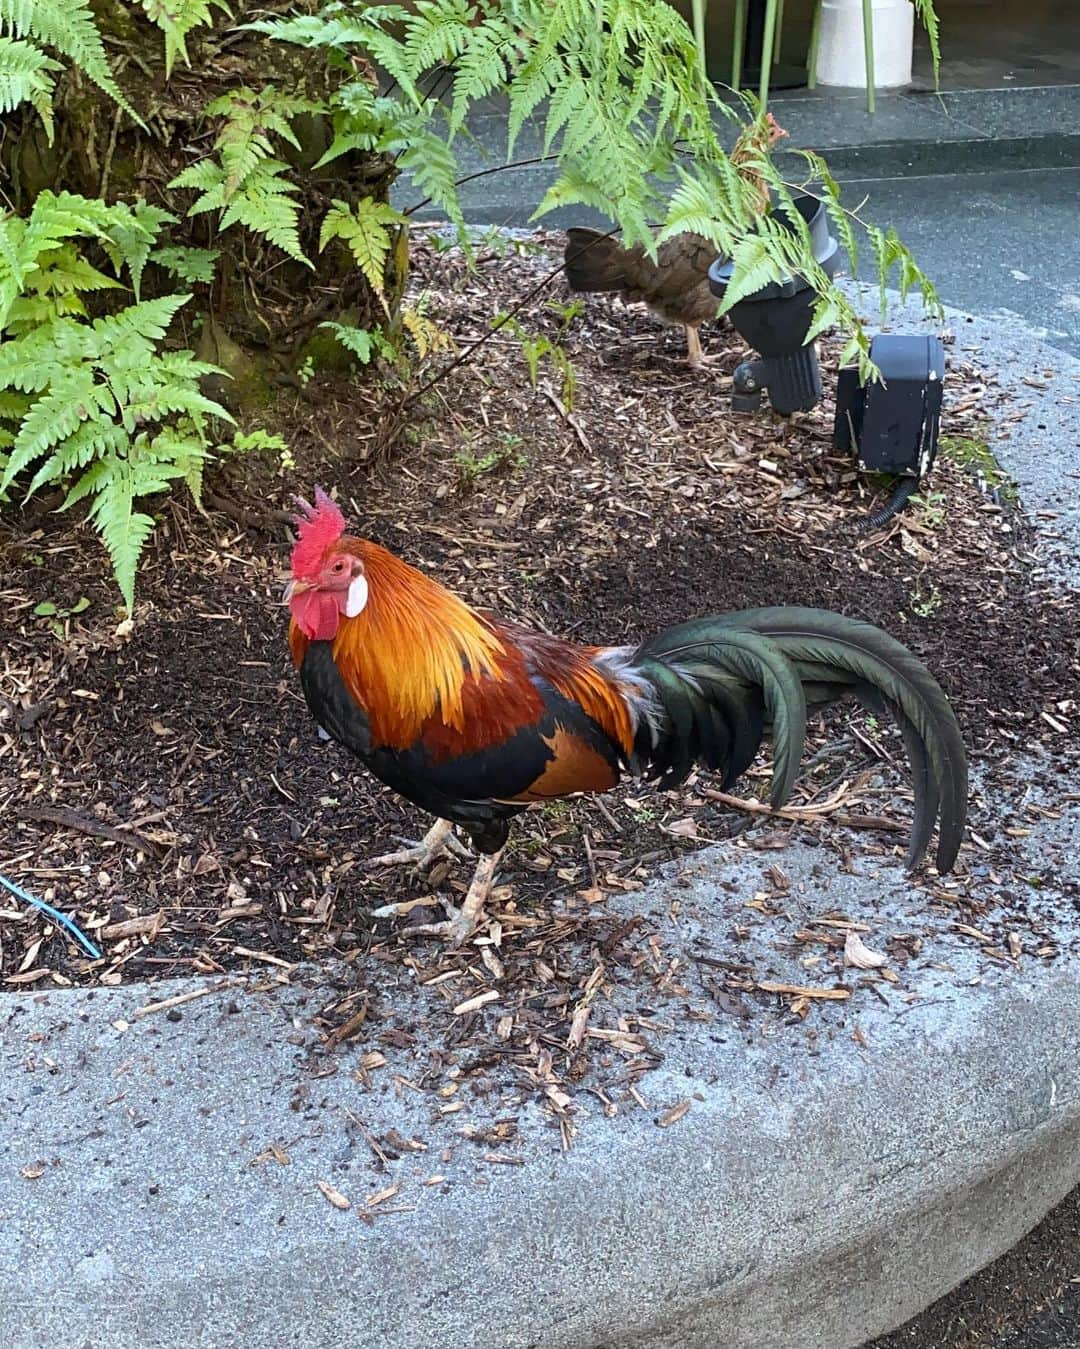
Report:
0,872,103,960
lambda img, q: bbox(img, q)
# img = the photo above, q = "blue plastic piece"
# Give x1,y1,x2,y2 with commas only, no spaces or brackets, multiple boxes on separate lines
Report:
0,872,103,960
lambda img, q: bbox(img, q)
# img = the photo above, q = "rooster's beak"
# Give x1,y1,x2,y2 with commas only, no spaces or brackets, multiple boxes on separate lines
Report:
282,578,309,604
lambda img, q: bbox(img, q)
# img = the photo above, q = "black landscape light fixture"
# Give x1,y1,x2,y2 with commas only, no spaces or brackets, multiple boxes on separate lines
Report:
707,192,840,417
833,333,946,526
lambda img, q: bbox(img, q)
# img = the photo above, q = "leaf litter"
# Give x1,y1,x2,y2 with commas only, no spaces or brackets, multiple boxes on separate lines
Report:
1,230,1078,1156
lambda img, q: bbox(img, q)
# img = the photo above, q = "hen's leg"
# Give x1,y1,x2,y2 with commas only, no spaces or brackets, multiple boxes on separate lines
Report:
402,850,502,947
685,323,725,366
365,817,470,872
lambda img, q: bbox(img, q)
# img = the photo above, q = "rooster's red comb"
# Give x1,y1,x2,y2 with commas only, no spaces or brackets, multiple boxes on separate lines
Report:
290,486,346,578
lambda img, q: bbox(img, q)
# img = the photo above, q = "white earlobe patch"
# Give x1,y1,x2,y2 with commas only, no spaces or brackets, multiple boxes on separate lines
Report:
344,573,369,618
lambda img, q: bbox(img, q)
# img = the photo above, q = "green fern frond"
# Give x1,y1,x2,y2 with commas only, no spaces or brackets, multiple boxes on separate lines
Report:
217,160,309,265
0,35,59,139
0,389,31,420
319,197,405,303
0,0,144,126
82,463,159,613
140,0,231,78
913,0,941,89
86,294,192,360
318,320,395,364
150,244,220,285
170,89,318,264
24,417,128,497
395,127,466,235
1,364,98,491
448,17,514,136
100,201,177,299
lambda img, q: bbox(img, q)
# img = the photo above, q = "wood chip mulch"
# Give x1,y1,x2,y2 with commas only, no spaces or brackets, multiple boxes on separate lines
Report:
2,230,1078,1139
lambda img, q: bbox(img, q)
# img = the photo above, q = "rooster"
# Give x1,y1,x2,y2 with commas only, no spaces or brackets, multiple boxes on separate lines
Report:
286,490,967,945
563,113,789,366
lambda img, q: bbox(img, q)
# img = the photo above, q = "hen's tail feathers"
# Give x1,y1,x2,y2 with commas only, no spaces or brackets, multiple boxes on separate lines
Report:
564,228,633,293
632,607,968,874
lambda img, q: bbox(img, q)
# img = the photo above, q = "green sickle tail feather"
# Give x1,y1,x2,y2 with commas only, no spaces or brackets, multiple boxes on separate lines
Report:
632,607,968,873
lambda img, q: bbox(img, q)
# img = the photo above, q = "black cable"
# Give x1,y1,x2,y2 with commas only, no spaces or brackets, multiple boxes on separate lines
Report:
861,476,919,531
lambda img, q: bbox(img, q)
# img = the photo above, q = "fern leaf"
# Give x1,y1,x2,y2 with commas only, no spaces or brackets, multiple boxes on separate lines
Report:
396,129,466,235
169,158,230,215
0,389,31,419
0,35,59,140
140,0,231,78
216,160,309,265
714,234,783,312
0,0,144,127
319,320,396,364
83,462,157,614
319,197,405,303
1,365,97,492
86,294,191,360
24,418,127,497
912,0,940,89
100,200,175,299
149,244,220,285
449,17,514,136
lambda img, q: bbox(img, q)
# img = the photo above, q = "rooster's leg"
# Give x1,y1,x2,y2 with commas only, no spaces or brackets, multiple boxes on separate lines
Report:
366,817,470,872
404,850,502,947
684,324,724,367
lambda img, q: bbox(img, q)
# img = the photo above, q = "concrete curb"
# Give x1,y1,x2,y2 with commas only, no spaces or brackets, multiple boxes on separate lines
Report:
3,252,1078,1348
3,784,1078,1349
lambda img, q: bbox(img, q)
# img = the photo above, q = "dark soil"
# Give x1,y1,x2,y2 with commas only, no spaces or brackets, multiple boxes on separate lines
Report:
872,1184,1080,1349
2,230,1078,1009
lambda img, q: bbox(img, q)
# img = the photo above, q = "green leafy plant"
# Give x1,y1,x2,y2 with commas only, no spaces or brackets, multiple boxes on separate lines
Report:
250,0,941,379
0,0,143,136
169,86,321,265
150,244,221,286
218,426,295,472
455,431,527,487
141,0,232,78
318,320,396,366
319,197,408,309
913,0,942,87
499,313,576,408
0,191,233,610
910,489,947,529
911,579,943,618
33,593,90,636
545,297,585,335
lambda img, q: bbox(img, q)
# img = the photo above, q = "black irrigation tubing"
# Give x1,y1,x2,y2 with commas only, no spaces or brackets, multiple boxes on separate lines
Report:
399,224,622,410
403,154,559,218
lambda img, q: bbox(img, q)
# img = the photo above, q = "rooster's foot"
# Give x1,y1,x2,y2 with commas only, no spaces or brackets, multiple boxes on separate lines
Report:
386,852,501,948
365,818,470,874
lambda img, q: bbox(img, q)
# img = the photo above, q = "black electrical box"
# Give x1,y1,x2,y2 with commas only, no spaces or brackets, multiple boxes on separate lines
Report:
834,334,945,477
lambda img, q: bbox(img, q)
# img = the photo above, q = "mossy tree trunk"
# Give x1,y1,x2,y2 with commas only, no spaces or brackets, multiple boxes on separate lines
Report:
2,1,406,408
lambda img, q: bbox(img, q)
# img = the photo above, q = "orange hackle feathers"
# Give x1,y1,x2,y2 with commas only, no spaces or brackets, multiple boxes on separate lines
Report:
287,535,640,761
292,539,524,750
291,487,345,579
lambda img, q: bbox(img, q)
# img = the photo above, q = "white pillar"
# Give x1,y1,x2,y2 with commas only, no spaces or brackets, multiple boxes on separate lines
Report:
814,0,915,91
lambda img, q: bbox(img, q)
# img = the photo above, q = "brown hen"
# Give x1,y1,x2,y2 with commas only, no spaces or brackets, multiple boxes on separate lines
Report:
564,113,789,365
563,229,721,365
